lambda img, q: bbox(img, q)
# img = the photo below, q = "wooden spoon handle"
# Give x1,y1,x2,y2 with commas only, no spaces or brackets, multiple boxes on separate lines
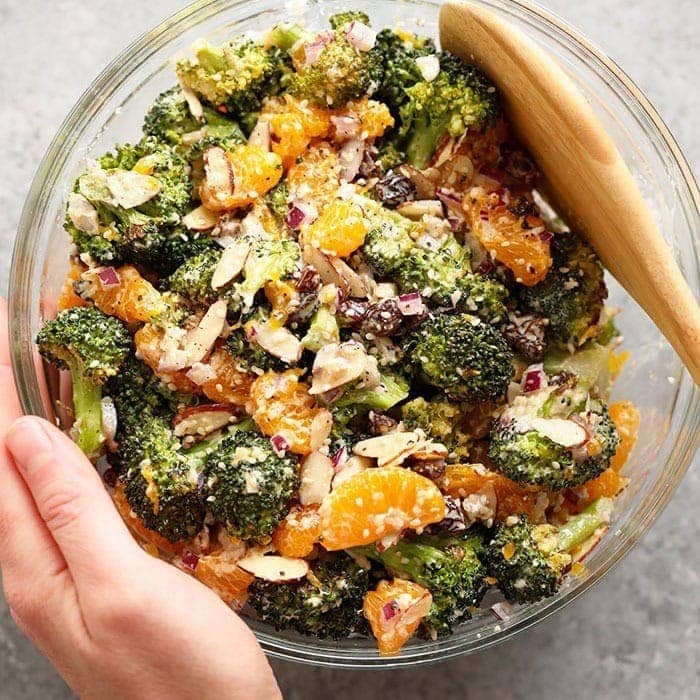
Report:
440,1,700,384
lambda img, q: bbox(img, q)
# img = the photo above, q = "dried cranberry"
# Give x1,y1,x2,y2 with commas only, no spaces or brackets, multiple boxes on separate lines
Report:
296,265,322,292
336,299,369,327
428,495,467,534
408,458,447,482
369,412,398,436
360,298,403,336
502,313,548,361
103,468,118,488
373,171,417,209
359,147,379,179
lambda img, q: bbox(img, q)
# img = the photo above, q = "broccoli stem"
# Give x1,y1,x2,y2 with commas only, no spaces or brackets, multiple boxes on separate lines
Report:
69,361,104,457
405,115,446,169
557,497,613,552
267,23,310,51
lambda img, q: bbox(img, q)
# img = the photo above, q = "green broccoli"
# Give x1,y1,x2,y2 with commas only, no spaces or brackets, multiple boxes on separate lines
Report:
483,497,613,603
36,306,131,457
301,305,339,353
488,381,620,490
544,342,613,397
175,38,286,117
266,23,312,52
201,429,300,541
396,51,500,168
519,232,607,349
248,552,369,639
264,182,290,226
225,326,286,373
165,247,222,304
409,313,514,402
401,396,471,460
288,21,383,107
352,531,487,637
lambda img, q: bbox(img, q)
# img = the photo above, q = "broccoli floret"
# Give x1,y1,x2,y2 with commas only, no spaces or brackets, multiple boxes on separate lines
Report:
401,396,471,460
488,382,620,490
288,24,383,107
120,414,206,542
374,138,406,172
353,531,487,637
409,314,514,402
264,181,290,225
266,23,312,52
36,307,131,457
301,305,340,353
176,38,286,117
396,51,500,168
483,497,613,603
374,28,437,113
165,247,222,304
519,232,607,349
127,227,216,277
455,273,509,324
201,429,300,541
248,552,369,639
225,326,286,373
544,342,613,397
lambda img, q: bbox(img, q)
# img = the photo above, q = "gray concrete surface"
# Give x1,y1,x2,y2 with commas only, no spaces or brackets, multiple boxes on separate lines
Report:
0,0,698,697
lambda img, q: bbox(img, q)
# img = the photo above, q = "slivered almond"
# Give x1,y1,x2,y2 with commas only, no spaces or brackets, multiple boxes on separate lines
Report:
248,322,302,364
396,199,444,220
529,418,588,448
203,146,235,204
183,205,219,231
327,256,368,298
299,451,334,505
105,170,161,209
183,299,227,366
172,404,240,439
67,193,99,235
309,341,379,395
332,455,372,489
309,409,333,452
248,119,271,151
353,431,424,466
302,246,367,299
180,84,204,121
211,240,250,290
237,554,309,582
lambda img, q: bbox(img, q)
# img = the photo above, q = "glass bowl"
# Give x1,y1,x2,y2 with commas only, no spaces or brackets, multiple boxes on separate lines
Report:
9,0,699,668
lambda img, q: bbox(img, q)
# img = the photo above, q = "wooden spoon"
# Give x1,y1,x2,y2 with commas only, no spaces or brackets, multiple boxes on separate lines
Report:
440,1,700,384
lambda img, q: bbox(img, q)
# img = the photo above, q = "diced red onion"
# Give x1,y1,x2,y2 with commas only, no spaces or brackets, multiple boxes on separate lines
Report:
539,230,553,242
397,292,426,316
331,445,348,470
345,21,376,51
490,601,513,621
479,209,489,221
382,600,399,621
97,266,120,289
522,364,546,393
436,187,461,206
319,387,343,404
303,31,333,67
270,434,290,456
182,551,199,571
339,139,364,182
285,201,318,230
447,215,463,232
331,115,360,140
494,188,510,206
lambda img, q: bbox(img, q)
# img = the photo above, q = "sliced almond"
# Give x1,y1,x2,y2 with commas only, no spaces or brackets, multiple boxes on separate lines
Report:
203,146,235,206
529,417,588,448
353,431,424,466
172,404,240,439
183,205,219,231
331,455,372,489
309,341,379,395
248,321,302,364
299,451,334,505
211,240,250,290
396,199,444,220
180,84,204,122
185,362,217,386
67,193,99,235
183,299,227,366
415,54,440,82
328,256,368,298
309,409,333,453
105,170,161,209
248,119,271,151
302,246,368,299
237,553,309,582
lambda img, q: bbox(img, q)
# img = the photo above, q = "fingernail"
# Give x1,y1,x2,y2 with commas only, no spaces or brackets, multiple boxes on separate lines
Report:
5,417,53,473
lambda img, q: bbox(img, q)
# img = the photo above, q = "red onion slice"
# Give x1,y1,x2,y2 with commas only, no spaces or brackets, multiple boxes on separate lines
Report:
397,292,426,316
522,364,547,393
271,434,291,456
285,201,318,230
303,30,333,67
382,600,399,621
181,551,200,571
331,445,348,470
97,266,120,289
331,115,361,140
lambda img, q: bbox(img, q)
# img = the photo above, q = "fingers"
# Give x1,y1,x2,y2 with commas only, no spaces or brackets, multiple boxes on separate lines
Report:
4,416,145,592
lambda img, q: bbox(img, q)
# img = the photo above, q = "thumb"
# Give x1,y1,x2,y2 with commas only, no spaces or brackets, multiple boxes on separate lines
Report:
5,416,144,590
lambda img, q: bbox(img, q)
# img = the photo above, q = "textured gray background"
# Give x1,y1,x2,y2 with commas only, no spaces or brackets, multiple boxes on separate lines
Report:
0,0,698,698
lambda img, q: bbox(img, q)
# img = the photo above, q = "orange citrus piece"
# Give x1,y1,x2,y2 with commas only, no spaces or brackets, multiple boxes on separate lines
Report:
195,551,254,609
463,188,552,286
57,262,90,311
201,346,255,407
333,98,394,141
286,143,341,207
264,279,299,325
568,468,628,513
112,482,183,555
200,144,282,211
363,578,433,655
609,400,640,471
440,464,546,522
305,200,367,257
319,466,446,550
271,505,321,558
250,370,328,455
86,265,165,323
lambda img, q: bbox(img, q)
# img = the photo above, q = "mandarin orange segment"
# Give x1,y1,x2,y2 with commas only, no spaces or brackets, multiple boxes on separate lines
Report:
463,188,552,286
271,505,321,558
200,144,283,211
333,98,394,140
250,370,327,455
440,464,546,521
57,262,90,311
363,578,433,655
134,324,201,394
568,468,628,513
195,551,255,608
87,265,165,323
201,346,255,407
264,279,299,324
319,467,446,550
286,144,341,206
112,482,183,555
305,200,367,257
609,400,640,471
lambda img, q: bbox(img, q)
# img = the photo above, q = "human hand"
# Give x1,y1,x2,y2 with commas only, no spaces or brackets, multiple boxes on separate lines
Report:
0,300,281,700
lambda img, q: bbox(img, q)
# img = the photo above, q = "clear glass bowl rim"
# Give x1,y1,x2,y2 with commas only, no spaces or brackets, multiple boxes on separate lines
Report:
8,0,699,669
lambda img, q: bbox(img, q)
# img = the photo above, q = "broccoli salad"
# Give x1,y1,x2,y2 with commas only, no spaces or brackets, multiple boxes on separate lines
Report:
38,12,639,654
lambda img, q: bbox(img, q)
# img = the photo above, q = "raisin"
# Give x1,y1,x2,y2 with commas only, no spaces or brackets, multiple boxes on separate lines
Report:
337,299,369,328
502,313,548,361
373,171,417,209
360,298,403,336
369,412,398,436
427,495,467,533
407,458,447,483
295,265,321,292
499,141,540,185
